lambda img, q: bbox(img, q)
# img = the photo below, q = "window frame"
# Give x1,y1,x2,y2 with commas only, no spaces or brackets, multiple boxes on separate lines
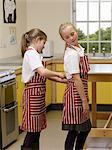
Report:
72,0,112,54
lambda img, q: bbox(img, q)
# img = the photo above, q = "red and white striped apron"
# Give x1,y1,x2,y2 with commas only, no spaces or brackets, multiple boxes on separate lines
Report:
21,50,46,132
62,55,90,125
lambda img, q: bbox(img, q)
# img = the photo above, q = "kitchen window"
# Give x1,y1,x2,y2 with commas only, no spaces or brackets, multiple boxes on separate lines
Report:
72,0,112,54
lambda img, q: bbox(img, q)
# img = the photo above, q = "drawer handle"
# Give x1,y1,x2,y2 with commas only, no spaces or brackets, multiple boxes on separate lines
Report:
3,103,17,112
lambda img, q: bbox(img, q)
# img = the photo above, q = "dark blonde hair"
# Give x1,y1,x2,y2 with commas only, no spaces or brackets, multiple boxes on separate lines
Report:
59,22,77,40
21,28,47,57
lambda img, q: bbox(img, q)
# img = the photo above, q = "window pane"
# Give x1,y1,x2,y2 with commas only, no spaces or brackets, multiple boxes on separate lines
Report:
73,12,76,23
100,23,111,41
89,23,99,41
76,2,87,21
89,2,99,21
89,43,99,53
101,43,111,53
73,0,112,53
100,2,111,21
77,23,87,40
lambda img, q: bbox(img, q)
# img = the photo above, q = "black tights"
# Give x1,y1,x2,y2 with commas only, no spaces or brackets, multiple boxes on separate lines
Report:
65,130,90,150
23,132,40,148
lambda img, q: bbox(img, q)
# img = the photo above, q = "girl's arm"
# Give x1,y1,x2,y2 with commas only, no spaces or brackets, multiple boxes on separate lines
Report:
36,67,64,79
72,73,89,113
47,76,67,83
72,73,87,100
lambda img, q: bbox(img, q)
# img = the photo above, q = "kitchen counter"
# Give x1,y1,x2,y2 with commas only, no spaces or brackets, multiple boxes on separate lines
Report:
0,55,22,65
0,65,22,75
88,64,112,83
87,64,112,137
0,55,112,73
0,65,21,70
89,64,112,74
0,54,112,65
46,56,112,64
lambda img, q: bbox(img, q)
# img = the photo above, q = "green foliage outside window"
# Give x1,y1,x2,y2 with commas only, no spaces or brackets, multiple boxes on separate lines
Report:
77,27,111,53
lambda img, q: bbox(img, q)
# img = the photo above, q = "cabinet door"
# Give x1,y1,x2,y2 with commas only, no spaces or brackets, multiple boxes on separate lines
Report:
56,64,66,103
88,82,112,104
46,65,52,106
88,82,92,104
55,64,112,104
56,82,66,103
97,82,112,104
16,72,24,126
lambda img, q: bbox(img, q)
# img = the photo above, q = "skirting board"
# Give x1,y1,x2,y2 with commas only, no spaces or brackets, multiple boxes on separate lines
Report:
47,104,112,112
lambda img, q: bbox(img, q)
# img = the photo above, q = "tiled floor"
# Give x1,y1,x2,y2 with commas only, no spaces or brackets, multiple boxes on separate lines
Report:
6,111,112,150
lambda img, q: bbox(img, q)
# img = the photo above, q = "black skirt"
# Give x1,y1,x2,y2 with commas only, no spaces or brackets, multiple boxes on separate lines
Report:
62,119,92,132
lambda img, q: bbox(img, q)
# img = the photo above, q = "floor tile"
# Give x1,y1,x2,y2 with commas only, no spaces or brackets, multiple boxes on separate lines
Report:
5,111,112,150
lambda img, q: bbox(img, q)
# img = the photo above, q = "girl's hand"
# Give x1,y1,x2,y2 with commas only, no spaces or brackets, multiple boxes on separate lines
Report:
66,43,70,48
82,100,89,115
58,73,65,79
59,78,68,83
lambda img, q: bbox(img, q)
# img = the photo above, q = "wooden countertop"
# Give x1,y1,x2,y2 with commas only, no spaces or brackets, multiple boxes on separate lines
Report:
88,59,112,64
45,56,112,65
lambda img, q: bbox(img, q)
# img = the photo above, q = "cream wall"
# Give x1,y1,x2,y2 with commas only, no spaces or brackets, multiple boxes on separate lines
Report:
26,0,71,55
0,0,27,59
0,0,71,59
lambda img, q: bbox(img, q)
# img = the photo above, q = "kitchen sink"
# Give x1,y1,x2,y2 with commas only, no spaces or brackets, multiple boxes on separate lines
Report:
87,53,112,59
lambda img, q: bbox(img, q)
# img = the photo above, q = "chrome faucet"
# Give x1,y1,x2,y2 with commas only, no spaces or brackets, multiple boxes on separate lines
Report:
102,47,106,57
92,48,96,56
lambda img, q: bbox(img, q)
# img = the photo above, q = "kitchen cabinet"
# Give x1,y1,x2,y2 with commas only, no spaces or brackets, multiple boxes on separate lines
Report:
88,65,112,137
87,82,112,104
55,63,112,104
96,82,112,104
55,64,66,103
89,64,112,105
45,64,52,106
16,69,24,126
